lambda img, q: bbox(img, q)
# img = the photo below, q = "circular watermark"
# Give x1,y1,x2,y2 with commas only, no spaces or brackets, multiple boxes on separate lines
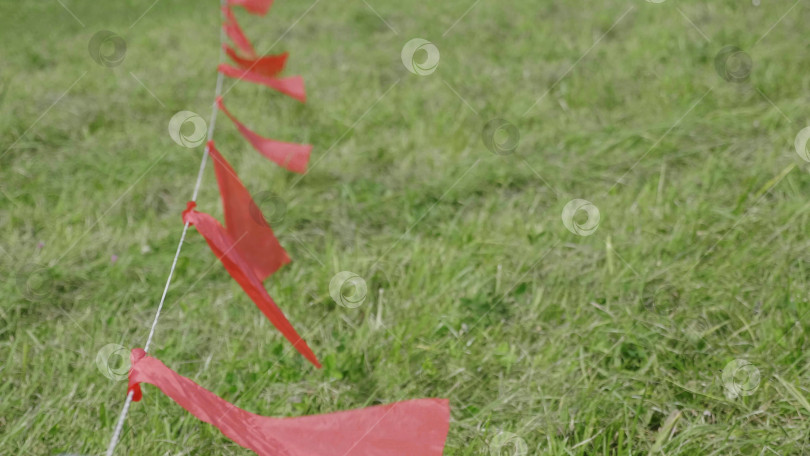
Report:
489,431,528,456
88,31,127,67
561,199,600,236
722,359,760,399
643,283,679,314
16,263,53,302
482,119,520,155
168,111,207,148
794,127,810,162
401,38,440,76
683,317,710,343
95,343,130,381
714,46,752,83
329,271,368,308
249,191,287,227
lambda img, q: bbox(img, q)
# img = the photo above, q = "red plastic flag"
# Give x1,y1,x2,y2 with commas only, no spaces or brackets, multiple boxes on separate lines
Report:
218,64,306,103
128,348,450,455
208,141,290,279
182,202,319,367
217,97,311,173
223,6,256,58
224,45,288,79
228,0,273,16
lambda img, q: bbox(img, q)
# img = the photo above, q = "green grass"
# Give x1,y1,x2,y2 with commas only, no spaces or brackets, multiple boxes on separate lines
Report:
2,0,810,454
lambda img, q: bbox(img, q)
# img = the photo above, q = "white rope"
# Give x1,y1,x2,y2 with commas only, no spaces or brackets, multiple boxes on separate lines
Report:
105,2,226,454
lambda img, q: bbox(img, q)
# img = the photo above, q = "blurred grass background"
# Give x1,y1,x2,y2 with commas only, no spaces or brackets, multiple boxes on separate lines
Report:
2,0,810,454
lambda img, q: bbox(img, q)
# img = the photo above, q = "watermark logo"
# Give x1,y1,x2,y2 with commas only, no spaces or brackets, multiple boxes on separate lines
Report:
88,31,127,67
16,263,53,302
722,359,760,399
714,46,752,83
401,38,440,76
329,271,368,308
168,111,207,148
561,199,600,236
248,191,287,227
489,431,528,455
683,317,710,343
794,127,810,162
482,119,520,155
95,343,130,381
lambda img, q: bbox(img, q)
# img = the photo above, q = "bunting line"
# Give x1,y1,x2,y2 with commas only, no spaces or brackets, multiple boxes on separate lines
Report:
104,2,228,454
104,1,450,454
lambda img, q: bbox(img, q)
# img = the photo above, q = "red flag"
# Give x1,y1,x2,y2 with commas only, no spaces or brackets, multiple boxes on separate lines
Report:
228,0,273,16
217,97,311,173
208,141,290,279
222,6,256,59
224,45,288,79
182,202,319,367
218,64,306,103
128,348,450,455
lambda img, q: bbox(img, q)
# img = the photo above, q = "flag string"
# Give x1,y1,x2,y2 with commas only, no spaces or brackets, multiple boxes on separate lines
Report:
104,2,226,454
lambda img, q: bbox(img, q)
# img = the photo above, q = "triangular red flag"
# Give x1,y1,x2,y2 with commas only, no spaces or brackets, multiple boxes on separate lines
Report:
208,141,290,279
182,202,319,367
228,0,273,16
222,6,256,59
218,63,306,103
224,45,288,79
128,348,450,455
216,97,311,173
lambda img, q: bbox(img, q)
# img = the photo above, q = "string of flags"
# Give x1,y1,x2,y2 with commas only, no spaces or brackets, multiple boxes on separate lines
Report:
111,0,451,454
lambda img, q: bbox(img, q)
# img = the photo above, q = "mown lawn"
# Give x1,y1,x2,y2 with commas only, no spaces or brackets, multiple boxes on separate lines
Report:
2,0,810,454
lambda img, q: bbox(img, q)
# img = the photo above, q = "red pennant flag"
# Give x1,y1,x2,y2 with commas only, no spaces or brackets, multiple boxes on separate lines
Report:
208,141,290,279
224,45,288,79
182,202,319,367
228,0,273,16
128,348,450,455
218,64,306,103
217,97,311,173
223,6,257,59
